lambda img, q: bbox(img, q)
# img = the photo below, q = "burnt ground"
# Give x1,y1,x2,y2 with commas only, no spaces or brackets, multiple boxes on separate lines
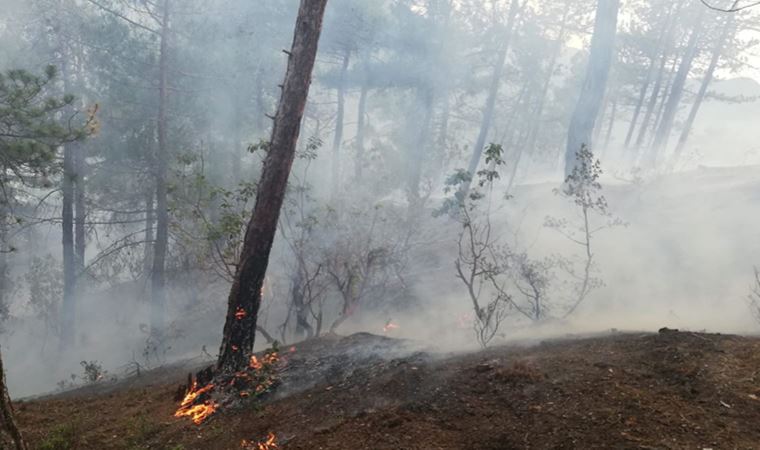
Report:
13,330,760,449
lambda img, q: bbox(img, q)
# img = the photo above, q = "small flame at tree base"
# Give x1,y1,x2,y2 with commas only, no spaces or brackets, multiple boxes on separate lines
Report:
173,348,282,425
242,432,278,449
174,382,218,425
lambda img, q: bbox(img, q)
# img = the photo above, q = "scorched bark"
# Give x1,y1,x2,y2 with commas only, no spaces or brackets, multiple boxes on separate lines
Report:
217,0,328,374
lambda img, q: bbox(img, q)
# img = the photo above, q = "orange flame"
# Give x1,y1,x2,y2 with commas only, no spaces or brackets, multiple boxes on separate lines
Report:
175,350,281,425
174,382,218,425
249,351,279,371
242,432,278,449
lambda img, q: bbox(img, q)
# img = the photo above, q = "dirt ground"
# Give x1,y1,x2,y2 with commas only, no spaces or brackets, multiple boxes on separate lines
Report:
14,330,760,449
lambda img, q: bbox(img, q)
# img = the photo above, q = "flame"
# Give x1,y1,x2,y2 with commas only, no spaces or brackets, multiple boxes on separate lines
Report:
383,320,400,333
174,382,218,425
249,351,279,371
175,350,281,425
242,432,278,449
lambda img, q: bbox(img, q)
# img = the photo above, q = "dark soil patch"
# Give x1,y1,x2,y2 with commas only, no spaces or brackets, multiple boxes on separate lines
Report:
15,330,760,449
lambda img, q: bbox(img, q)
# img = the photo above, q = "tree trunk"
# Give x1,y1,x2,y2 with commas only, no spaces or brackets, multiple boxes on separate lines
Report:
144,189,154,279
61,140,76,347
592,92,610,143
406,86,434,211
505,84,533,193
217,0,328,374
437,93,450,153
458,0,521,198
650,9,706,158
354,82,368,180
564,0,619,177
634,50,675,151
74,145,86,276
647,56,678,149
624,2,677,149
291,265,314,340
60,55,76,347
151,0,170,336
0,349,26,450
0,209,9,325
523,0,571,157
603,96,617,149
330,48,350,199
672,15,735,165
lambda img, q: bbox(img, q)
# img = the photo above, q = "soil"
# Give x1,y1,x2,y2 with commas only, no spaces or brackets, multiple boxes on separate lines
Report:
14,330,760,449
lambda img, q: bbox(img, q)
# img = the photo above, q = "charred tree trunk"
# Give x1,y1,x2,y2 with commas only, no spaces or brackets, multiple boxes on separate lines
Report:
564,0,619,177
330,48,350,199
0,349,27,450
354,81,368,180
458,0,521,198
650,9,706,158
672,15,735,165
151,0,170,336
217,0,328,374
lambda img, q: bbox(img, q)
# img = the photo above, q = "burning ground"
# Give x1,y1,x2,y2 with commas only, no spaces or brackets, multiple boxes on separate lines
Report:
13,330,760,449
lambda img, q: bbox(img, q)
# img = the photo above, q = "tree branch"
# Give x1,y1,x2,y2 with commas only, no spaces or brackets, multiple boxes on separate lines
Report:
700,0,755,12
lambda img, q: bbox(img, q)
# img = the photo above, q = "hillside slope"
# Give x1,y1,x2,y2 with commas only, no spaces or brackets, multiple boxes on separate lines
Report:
15,330,760,449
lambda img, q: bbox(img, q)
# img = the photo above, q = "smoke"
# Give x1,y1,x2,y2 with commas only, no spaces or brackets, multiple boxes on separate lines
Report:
1,0,760,399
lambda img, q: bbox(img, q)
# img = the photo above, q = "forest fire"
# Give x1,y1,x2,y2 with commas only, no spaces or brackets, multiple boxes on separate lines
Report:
242,432,279,449
174,382,218,425
174,349,282,425
250,351,280,370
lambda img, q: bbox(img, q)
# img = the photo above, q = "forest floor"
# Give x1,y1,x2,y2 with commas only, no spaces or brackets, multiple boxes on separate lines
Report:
14,329,760,450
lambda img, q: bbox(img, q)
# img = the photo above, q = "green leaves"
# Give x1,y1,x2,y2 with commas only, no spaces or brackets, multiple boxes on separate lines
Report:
436,143,507,218
559,146,609,216
0,66,92,196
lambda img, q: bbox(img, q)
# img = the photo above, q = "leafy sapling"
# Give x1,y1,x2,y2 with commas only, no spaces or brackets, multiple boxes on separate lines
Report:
442,144,515,347
545,147,624,317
